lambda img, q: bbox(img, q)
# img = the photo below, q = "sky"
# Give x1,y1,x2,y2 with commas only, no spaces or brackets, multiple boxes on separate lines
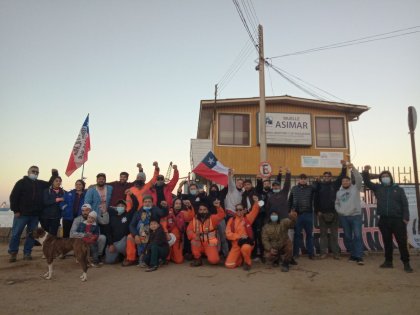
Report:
0,0,420,204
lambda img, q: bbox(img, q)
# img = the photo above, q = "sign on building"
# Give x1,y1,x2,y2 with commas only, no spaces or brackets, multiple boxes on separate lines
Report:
258,113,312,145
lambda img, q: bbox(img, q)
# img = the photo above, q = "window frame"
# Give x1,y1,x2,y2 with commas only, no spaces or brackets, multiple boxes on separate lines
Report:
217,112,251,147
314,115,347,149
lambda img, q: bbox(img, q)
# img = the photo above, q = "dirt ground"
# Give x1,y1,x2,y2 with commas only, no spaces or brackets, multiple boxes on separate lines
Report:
0,244,419,315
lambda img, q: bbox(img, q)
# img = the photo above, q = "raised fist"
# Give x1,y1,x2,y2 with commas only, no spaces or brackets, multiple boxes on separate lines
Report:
153,161,158,167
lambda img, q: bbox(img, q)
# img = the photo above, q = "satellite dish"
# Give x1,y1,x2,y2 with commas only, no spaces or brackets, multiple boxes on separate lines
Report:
408,106,417,132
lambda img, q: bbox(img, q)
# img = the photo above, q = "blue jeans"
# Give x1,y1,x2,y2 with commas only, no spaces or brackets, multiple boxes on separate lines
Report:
293,212,314,256
105,236,127,264
8,215,39,255
339,215,363,259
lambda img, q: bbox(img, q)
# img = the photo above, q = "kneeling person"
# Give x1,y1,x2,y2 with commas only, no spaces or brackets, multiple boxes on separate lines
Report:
262,210,297,272
144,219,169,272
225,195,260,270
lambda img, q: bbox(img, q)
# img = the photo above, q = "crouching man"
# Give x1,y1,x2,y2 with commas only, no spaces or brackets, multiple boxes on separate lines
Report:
70,203,108,263
262,210,297,272
186,199,225,267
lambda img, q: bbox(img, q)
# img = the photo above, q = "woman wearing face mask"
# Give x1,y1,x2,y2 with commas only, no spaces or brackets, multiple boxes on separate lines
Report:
62,179,86,238
262,209,297,272
42,176,65,236
160,198,194,264
104,195,137,264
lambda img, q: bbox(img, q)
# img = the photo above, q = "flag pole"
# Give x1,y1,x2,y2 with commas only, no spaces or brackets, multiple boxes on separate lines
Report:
81,163,85,180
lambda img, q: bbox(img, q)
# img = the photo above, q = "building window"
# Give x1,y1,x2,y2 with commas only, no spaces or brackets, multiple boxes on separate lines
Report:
315,117,345,148
218,113,250,145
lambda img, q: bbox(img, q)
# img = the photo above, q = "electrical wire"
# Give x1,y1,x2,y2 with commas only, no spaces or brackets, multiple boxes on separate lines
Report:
267,65,275,96
232,0,259,52
268,26,420,59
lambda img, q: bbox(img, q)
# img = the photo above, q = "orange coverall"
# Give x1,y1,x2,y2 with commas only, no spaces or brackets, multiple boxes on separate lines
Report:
161,207,194,264
225,202,260,268
186,206,225,264
125,167,159,212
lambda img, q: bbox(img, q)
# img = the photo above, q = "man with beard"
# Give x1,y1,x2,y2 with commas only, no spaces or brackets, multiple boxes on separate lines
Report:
186,199,226,266
84,173,113,219
70,203,107,262
126,162,159,211
150,164,179,207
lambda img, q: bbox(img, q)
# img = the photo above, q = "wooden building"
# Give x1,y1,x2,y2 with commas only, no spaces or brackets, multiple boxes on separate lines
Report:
191,95,369,179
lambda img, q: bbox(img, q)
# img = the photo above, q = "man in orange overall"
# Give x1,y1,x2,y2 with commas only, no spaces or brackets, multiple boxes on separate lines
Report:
186,198,225,266
160,198,194,264
225,195,260,270
126,162,159,211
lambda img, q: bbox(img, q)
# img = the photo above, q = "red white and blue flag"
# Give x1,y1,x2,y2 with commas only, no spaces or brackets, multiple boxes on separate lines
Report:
192,151,229,186
65,114,91,177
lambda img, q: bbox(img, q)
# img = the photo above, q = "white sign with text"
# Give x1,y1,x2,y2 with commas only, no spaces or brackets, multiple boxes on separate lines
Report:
262,113,312,145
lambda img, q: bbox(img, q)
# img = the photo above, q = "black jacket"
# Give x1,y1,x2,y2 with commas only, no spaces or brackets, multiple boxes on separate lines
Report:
106,208,135,244
314,167,347,213
362,171,409,221
288,183,316,214
241,188,258,210
147,226,169,250
10,171,57,216
266,173,291,220
42,187,65,219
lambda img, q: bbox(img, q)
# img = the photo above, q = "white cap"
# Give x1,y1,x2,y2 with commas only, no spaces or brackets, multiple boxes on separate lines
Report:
88,211,97,219
81,203,92,210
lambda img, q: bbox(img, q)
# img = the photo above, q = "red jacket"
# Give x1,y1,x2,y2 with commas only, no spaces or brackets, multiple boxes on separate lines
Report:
149,169,179,207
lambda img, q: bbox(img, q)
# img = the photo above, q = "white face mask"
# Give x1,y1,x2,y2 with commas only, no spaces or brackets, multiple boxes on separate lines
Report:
116,206,125,215
28,174,38,180
270,215,279,222
273,189,280,193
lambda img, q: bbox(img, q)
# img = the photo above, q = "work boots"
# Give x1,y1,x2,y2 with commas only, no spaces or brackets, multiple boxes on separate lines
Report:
9,253,17,263
404,262,413,273
190,258,202,267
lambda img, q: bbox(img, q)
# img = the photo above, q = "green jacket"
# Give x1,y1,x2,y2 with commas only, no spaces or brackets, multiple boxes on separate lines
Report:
261,218,295,251
362,171,409,221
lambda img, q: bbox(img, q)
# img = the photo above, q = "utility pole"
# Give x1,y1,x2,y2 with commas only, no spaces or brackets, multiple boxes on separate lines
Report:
258,24,267,162
212,84,218,152
408,106,420,230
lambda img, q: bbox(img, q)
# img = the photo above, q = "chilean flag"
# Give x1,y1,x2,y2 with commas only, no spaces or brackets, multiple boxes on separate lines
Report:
65,115,91,177
192,151,229,186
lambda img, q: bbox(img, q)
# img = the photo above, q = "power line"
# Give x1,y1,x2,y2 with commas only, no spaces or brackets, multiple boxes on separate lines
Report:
268,26,420,59
267,66,275,96
268,62,348,103
232,0,259,52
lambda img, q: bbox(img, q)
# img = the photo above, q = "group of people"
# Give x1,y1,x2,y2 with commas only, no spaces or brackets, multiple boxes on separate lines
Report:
7,160,413,273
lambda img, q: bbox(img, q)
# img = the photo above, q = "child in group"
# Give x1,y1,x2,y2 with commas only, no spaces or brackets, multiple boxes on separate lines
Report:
77,211,100,266
144,219,169,272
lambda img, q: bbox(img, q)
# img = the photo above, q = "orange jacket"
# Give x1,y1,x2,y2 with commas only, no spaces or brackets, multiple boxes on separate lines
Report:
226,202,260,241
161,206,194,235
126,166,159,211
186,206,225,245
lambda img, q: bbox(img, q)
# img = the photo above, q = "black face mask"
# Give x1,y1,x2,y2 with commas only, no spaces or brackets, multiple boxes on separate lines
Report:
209,190,218,197
198,213,210,222
135,180,145,186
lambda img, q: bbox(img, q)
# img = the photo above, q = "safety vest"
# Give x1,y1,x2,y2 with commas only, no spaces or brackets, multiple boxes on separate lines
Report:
189,217,218,246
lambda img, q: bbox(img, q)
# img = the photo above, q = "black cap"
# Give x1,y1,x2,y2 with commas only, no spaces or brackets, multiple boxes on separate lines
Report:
97,173,106,179
116,199,127,206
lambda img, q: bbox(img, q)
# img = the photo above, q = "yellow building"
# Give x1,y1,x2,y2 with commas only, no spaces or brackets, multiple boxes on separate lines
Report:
191,95,369,180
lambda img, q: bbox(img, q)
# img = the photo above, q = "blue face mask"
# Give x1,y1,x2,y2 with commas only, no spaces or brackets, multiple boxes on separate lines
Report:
28,174,38,180
381,177,391,186
273,189,280,193
116,206,125,215
143,206,152,211
190,190,197,196
270,215,279,222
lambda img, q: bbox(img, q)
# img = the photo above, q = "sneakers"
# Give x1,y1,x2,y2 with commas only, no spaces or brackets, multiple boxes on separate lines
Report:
290,258,298,266
320,254,328,260
243,263,251,271
308,255,315,260
190,258,202,267
404,262,413,273
356,258,364,265
9,253,17,263
23,254,32,261
380,261,393,268
333,254,340,260
281,264,289,272
145,266,158,272
348,256,358,262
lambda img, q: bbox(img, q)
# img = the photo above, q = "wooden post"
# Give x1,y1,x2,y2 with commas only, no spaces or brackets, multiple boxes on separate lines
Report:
258,24,267,162
408,106,420,229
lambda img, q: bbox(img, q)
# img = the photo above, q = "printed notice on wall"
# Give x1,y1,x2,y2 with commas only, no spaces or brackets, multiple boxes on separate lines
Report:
320,152,343,168
301,156,320,167
402,185,420,248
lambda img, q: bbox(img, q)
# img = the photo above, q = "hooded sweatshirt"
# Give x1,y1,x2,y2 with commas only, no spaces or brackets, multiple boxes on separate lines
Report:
224,174,243,216
335,168,363,216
